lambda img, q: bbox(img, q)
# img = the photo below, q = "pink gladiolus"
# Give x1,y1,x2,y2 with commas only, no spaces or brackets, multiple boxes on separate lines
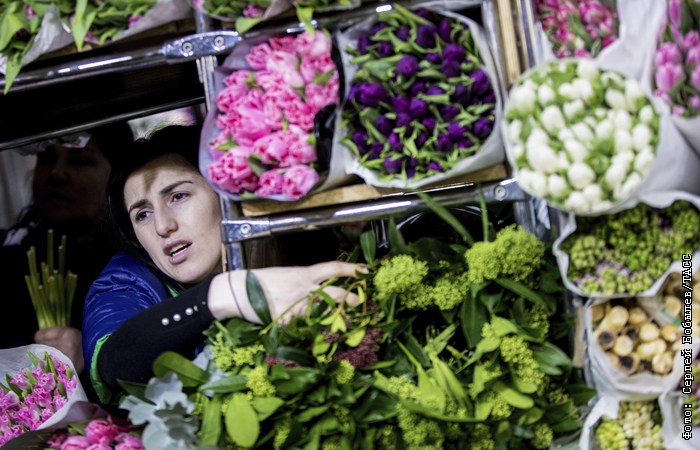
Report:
654,90,672,104
669,0,682,28
655,42,683,66
85,420,118,445
256,169,285,196
245,43,272,70
282,165,318,199
655,63,684,91
243,5,264,18
690,96,700,109
692,67,700,91
114,435,144,450
295,31,332,59
673,106,686,116
687,45,700,67
683,31,700,53
61,436,91,450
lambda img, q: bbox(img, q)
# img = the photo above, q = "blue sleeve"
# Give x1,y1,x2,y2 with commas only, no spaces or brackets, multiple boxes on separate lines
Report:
82,252,168,373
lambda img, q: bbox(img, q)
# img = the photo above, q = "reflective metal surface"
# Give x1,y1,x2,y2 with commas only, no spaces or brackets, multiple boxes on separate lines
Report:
160,31,242,62
222,179,527,242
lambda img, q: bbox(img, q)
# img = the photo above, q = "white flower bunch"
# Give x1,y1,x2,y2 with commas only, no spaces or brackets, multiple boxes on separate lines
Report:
504,60,660,214
616,401,664,450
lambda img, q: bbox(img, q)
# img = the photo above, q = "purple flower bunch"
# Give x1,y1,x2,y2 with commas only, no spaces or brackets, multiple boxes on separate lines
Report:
653,0,700,117
0,352,78,446
342,7,497,182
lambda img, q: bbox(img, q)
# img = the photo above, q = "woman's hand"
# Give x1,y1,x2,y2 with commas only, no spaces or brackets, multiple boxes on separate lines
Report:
34,326,85,374
208,261,366,324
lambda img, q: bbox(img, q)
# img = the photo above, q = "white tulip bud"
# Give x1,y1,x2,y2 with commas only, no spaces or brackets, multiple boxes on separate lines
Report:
566,191,591,213
508,120,523,144
537,84,556,106
639,105,655,124
541,105,566,134
632,123,652,151
548,174,568,198
605,88,628,110
523,79,538,92
518,168,535,192
558,82,578,100
634,146,656,176
510,85,536,113
595,108,608,119
527,144,560,174
583,183,602,203
611,150,634,169
529,171,549,197
577,59,600,81
605,163,628,189
564,138,589,162
595,119,615,140
614,128,634,153
526,128,550,148
563,100,585,119
568,162,596,190
572,123,595,142
558,63,568,73
511,144,525,159
558,152,571,170
584,117,598,129
601,72,624,87
624,79,645,112
591,200,613,213
573,78,594,102
613,110,632,131
558,128,575,141
614,172,642,200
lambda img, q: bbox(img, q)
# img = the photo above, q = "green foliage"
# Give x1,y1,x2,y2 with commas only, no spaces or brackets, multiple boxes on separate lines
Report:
246,367,276,397
374,254,429,294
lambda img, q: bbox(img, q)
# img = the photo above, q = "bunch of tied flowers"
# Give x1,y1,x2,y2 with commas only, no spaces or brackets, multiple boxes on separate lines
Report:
290,0,359,35
68,0,158,49
207,30,339,200
653,0,700,117
0,351,78,446
190,0,274,32
594,400,665,450
561,200,700,295
535,0,619,58
44,417,144,450
342,5,497,183
0,1,47,93
505,60,659,214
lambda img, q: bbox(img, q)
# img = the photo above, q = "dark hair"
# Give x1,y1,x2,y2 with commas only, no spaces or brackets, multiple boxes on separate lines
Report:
107,125,203,292
88,122,136,168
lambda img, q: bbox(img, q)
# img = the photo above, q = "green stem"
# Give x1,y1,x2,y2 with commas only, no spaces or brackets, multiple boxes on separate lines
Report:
477,182,489,242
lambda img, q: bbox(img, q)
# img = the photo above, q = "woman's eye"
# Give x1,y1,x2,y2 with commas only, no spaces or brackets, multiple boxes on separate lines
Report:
172,192,189,202
135,211,149,222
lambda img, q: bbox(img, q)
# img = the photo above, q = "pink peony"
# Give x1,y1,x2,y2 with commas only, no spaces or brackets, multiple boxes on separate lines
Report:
687,45,700,67
253,132,288,164
269,36,296,54
245,43,272,70
284,100,316,130
655,42,683,66
655,62,684,91
85,420,119,445
683,31,700,53
114,435,144,450
295,31,332,60
243,5,264,18
209,158,241,193
690,96,700,109
256,169,285,196
61,436,91,450
48,431,70,449
692,67,700,91
673,106,686,116
669,0,682,28
282,165,318,199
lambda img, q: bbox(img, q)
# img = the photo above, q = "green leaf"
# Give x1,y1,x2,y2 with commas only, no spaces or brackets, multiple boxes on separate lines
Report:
345,328,366,347
550,420,583,433
361,360,396,370
225,393,259,447
235,17,261,34
532,342,571,368
424,323,458,356
247,154,269,177
269,364,291,382
403,333,430,368
274,368,319,395
467,338,501,366
461,292,487,349
252,396,284,421
312,334,331,356
296,7,315,35
517,407,544,426
363,60,395,81
430,355,469,410
246,271,272,325
198,375,248,394
360,230,376,269
495,278,555,313
0,8,25,52
475,394,492,420
117,380,148,402
490,317,519,338
492,381,534,409
411,190,474,245
566,384,597,405
298,405,330,422
387,217,408,256
27,350,40,370
152,352,209,387
512,372,538,394
200,395,222,445
274,347,314,367
401,400,481,422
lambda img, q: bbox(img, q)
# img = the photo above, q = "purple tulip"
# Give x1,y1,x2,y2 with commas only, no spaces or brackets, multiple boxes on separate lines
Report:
416,133,427,147
656,63,684,91
392,96,410,114
358,83,387,106
692,67,700,91
368,143,383,160
357,36,371,55
440,105,459,121
437,133,452,153
409,98,428,119
396,27,410,42
389,132,403,150
383,156,403,173
426,86,444,96
406,168,416,178
691,96,700,110
447,122,467,141
427,162,443,171
439,18,452,43
442,59,462,78
470,70,490,96
453,85,471,105
457,138,475,149
409,157,419,167
443,44,466,64
396,112,412,128
414,8,433,21
378,41,393,57
655,42,683,66
409,82,426,98
422,117,436,130
353,130,369,150
682,31,700,54
348,85,361,102
372,23,387,36
416,24,437,49
481,90,496,104
397,55,419,77
687,45,700,68
426,52,442,64
473,118,492,139
376,115,394,136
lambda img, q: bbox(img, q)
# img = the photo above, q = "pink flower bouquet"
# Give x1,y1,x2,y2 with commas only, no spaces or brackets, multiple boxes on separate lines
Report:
43,417,143,450
0,351,79,446
204,30,341,201
535,0,619,58
653,0,700,118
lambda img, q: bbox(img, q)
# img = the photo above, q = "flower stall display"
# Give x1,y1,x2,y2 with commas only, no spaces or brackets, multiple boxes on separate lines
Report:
119,207,594,450
188,0,291,33
590,399,665,450
338,3,503,188
0,347,85,446
552,192,700,298
535,0,620,59
200,30,343,201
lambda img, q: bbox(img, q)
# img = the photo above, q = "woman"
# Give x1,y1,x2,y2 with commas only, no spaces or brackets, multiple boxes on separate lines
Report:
82,126,361,403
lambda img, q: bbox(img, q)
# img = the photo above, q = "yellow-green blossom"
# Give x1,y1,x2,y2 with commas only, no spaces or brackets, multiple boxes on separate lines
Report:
273,417,292,450
530,423,553,449
331,360,355,385
374,255,428,294
246,366,276,397
469,424,494,450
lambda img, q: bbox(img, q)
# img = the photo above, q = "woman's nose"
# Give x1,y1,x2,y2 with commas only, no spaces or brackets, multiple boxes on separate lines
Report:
154,209,178,237
48,160,70,184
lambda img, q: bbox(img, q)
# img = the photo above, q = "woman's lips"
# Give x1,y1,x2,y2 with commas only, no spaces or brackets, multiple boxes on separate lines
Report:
168,243,192,264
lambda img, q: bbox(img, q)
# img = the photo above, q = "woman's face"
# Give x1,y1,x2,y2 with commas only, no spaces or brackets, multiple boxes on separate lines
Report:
123,156,222,284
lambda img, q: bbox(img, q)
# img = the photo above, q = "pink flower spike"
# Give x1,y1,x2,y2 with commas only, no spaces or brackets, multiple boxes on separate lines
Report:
683,31,700,54
692,67,700,91
243,5,264,18
282,165,318,199
690,96,700,109
669,0,682,28
655,63,684,91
